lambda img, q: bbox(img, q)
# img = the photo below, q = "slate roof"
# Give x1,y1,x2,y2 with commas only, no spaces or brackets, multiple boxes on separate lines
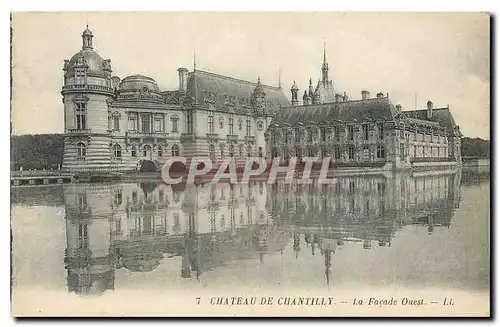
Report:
271,97,398,126
186,70,290,113
403,108,456,131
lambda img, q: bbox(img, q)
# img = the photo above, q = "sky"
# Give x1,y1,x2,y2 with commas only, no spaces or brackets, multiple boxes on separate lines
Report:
11,12,490,139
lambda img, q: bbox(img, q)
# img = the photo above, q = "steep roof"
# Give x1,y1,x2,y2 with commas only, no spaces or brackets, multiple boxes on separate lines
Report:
186,70,290,113
271,97,397,126
403,108,456,131
314,80,336,104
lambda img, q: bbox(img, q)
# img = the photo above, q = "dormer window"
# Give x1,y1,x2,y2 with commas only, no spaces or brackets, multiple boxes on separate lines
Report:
74,68,86,85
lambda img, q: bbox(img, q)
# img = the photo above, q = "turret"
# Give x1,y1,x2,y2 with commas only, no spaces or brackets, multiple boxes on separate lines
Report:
302,90,310,105
251,77,266,116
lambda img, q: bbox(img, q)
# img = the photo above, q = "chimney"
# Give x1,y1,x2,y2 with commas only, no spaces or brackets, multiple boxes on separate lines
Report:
427,100,433,118
361,90,370,100
177,67,189,93
343,91,348,102
376,92,384,98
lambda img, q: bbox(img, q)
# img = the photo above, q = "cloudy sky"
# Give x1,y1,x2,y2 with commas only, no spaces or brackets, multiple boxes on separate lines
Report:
11,12,490,139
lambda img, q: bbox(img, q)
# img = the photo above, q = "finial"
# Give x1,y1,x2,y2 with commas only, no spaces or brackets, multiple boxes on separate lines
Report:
323,42,326,64
257,76,261,85
278,67,282,89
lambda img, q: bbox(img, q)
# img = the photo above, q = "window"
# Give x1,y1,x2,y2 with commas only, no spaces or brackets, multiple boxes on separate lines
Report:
76,142,86,161
334,126,340,141
113,144,122,160
141,113,151,133
131,145,137,158
208,111,214,134
334,146,341,159
378,123,384,140
238,119,243,131
171,144,180,156
400,144,405,160
187,110,193,134
362,124,369,141
114,189,123,205
132,191,137,204
171,115,179,133
348,125,354,141
377,145,386,159
158,145,163,157
348,145,355,159
247,145,252,158
258,146,263,158
246,119,251,136
320,127,326,142
209,144,216,160
229,145,234,157
219,116,224,129
307,130,313,143
238,144,243,157
113,116,120,131
74,68,86,85
295,128,300,142
154,116,163,132
128,115,137,131
75,103,87,130
229,114,234,135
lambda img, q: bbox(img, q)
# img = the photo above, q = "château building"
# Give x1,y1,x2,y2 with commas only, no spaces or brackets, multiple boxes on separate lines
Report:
267,49,463,170
62,27,289,172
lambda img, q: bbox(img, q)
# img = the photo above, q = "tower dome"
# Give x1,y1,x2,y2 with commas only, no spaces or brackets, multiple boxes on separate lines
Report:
118,74,161,93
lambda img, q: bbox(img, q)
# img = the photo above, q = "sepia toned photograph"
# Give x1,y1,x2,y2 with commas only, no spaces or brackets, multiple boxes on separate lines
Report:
10,12,490,317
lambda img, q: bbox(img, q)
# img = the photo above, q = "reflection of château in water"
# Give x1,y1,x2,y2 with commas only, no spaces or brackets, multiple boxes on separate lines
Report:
63,170,461,295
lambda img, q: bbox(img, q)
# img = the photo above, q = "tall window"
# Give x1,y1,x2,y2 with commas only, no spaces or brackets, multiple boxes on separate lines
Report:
76,142,86,161
131,145,137,158
258,147,263,158
238,144,243,157
334,146,341,159
141,113,151,133
143,145,152,158
154,115,163,132
208,111,214,134
246,119,251,136
220,144,225,158
400,144,405,160
334,126,340,141
113,144,122,160
75,103,87,130
377,145,386,159
229,144,234,157
229,114,234,135
171,115,179,133
295,128,300,142
158,145,163,157
247,145,252,158
128,115,137,131
320,127,326,142
113,116,120,131
307,130,313,143
348,145,355,159
171,144,180,156
209,144,216,160
378,123,384,140
348,125,354,141
362,124,369,141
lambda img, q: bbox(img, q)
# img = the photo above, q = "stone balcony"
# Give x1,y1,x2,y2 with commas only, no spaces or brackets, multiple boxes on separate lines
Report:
206,133,219,142
126,130,168,138
244,136,256,143
67,128,91,134
227,134,239,142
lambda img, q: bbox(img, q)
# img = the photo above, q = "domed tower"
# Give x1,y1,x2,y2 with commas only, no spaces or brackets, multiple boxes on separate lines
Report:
61,26,115,172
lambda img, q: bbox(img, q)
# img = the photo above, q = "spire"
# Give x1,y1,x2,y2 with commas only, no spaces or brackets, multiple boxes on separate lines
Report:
82,25,93,50
278,67,282,89
193,48,197,71
321,43,329,84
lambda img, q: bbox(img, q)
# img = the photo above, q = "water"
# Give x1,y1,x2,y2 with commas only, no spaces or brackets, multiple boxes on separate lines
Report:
11,168,490,312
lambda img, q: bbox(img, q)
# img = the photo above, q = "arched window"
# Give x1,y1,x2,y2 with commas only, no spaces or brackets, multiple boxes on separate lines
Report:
76,142,86,161
131,145,137,158
171,144,180,156
246,145,252,158
209,144,216,160
229,144,234,158
158,145,163,157
143,144,152,158
113,144,122,160
376,145,386,159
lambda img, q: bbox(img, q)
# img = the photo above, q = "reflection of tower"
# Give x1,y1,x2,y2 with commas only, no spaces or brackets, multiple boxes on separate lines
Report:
293,232,301,258
64,185,115,295
321,238,336,285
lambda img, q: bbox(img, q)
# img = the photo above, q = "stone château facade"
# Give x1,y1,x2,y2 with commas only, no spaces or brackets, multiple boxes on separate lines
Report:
62,27,289,172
